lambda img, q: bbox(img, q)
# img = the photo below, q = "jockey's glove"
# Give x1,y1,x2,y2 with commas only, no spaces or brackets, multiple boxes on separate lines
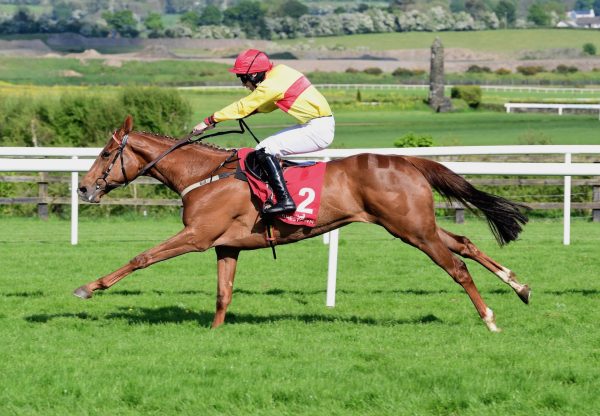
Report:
192,121,215,135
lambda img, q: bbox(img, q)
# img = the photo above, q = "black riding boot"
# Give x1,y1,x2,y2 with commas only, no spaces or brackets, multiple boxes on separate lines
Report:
255,150,296,215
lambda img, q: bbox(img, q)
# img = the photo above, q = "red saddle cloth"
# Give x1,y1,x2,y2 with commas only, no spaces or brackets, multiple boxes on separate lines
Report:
238,148,326,227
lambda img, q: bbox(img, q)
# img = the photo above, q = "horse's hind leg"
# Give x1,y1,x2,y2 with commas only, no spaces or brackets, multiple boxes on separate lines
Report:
438,228,531,304
212,246,240,329
382,220,501,332
414,237,500,332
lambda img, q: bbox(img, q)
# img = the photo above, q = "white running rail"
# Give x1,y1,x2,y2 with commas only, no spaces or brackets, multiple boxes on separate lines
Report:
504,103,600,119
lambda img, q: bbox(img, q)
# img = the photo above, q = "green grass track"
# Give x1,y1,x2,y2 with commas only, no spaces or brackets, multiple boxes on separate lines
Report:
1,217,599,415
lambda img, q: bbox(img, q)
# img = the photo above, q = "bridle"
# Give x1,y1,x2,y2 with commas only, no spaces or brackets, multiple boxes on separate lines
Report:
94,119,260,193
95,131,131,192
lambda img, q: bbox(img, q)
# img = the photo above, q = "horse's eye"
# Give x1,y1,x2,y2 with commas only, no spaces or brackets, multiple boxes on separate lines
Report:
101,150,111,158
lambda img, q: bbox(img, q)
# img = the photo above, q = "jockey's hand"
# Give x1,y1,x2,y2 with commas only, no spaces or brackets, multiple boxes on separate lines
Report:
191,121,214,136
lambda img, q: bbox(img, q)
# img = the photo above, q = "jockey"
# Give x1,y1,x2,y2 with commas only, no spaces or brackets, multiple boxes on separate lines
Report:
192,49,334,215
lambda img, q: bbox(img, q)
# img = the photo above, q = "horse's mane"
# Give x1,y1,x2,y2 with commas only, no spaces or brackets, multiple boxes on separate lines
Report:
136,130,233,153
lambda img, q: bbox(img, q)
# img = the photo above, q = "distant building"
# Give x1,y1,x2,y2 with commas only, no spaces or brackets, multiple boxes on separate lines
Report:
557,9,600,29
567,9,595,20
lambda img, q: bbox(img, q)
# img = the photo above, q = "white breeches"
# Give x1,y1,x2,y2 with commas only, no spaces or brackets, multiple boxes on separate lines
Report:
255,116,335,157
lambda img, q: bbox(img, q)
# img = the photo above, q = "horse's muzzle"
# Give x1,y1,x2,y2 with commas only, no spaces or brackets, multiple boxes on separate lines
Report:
78,185,102,203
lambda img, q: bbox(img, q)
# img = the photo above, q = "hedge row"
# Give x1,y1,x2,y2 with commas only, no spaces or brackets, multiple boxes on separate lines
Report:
0,87,191,147
0,87,192,217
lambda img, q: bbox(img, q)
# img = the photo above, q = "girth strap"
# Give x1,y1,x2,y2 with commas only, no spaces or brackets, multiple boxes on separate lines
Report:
180,172,236,198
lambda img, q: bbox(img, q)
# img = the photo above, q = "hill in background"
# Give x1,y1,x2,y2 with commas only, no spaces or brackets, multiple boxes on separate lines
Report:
2,29,599,76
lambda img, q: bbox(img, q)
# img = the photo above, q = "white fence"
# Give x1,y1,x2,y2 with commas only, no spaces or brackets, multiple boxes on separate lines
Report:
179,84,600,94
2,145,600,307
505,103,600,119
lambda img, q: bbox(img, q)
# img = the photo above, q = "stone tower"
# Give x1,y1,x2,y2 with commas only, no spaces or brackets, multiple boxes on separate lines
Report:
428,37,452,112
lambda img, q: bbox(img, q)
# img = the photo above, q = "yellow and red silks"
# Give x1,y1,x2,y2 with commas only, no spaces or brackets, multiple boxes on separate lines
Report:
209,64,332,125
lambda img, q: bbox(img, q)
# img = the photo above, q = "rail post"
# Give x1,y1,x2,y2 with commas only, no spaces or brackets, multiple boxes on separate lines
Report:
593,183,600,222
455,206,465,224
37,172,49,220
326,228,339,307
563,153,571,245
71,157,78,245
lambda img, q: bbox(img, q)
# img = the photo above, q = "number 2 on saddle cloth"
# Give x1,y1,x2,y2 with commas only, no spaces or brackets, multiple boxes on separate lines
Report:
237,148,326,227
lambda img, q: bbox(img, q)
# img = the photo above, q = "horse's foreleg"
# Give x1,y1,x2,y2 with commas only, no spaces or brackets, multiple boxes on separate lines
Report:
438,227,531,304
211,246,240,329
73,227,201,299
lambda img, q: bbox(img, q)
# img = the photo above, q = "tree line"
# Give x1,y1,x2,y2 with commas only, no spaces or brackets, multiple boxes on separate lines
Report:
1,0,599,39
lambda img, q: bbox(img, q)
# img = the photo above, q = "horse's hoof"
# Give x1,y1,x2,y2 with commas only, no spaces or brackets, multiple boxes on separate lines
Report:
73,286,92,299
517,285,531,304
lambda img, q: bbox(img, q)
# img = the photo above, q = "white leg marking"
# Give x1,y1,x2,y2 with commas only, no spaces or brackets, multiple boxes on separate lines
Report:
483,307,501,332
496,267,524,292
495,268,511,283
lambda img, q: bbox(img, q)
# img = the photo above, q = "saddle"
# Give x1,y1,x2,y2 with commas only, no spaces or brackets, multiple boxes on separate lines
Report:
242,150,317,183
236,148,326,227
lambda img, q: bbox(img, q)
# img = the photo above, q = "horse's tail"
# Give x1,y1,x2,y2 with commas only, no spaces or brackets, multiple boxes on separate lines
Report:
405,156,529,246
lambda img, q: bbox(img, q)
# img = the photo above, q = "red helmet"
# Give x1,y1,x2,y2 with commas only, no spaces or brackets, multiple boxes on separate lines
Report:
228,49,272,74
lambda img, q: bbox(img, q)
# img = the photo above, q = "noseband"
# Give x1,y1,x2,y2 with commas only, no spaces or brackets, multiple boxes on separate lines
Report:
95,131,130,192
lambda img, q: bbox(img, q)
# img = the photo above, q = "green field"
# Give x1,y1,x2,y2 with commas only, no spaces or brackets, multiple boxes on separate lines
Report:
1,217,599,415
180,89,600,148
0,58,231,86
2,83,599,148
0,4,51,17
203,110,600,148
278,29,600,53
3,28,598,56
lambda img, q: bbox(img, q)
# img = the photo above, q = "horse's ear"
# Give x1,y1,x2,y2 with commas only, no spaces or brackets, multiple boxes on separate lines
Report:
123,115,133,134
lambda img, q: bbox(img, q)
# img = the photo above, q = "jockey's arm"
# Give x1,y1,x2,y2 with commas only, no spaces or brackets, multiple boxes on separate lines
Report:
255,100,278,114
203,85,279,127
244,101,278,118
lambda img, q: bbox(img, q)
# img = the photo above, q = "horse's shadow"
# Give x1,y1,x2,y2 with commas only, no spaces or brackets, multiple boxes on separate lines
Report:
25,306,444,327
20,286,462,327
545,289,600,297
98,287,452,298
25,312,98,323
1,290,45,298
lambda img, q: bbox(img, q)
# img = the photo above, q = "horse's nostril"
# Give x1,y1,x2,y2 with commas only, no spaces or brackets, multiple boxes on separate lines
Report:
78,186,87,194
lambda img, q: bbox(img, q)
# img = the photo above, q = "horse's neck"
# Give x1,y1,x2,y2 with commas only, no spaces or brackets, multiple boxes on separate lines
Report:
132,132,227,193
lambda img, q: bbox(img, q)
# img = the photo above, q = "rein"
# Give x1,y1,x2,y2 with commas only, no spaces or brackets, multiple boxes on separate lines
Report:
137,118,258,178
96,119,258,193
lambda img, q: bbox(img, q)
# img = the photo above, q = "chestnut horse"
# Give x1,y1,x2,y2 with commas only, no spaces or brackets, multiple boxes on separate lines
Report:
75,116,530,332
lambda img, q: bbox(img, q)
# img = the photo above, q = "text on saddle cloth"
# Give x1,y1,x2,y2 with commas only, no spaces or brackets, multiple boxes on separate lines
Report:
237,148,326,227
